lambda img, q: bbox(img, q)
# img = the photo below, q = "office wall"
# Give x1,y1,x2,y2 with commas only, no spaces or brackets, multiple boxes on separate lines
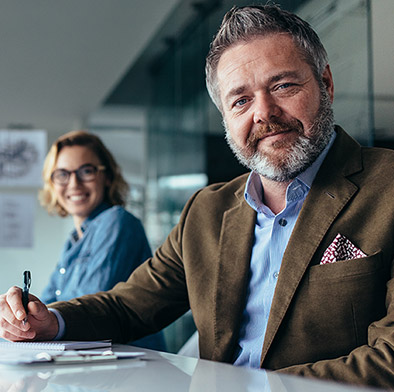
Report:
0,200,73,295
0,130,74,295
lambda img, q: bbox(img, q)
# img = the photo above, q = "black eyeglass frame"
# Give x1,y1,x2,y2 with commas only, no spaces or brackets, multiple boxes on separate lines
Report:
50,163,106,185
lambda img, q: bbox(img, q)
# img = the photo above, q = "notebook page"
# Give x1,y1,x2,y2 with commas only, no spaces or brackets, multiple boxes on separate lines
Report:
0,340,111,351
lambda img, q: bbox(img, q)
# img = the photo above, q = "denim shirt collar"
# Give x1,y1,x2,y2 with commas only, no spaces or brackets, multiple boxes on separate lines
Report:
70,202,111,243
244,131,336,212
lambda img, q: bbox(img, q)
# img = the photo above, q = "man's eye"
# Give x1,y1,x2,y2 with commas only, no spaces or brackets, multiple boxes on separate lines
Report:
277,83,297,90
234,98,248,107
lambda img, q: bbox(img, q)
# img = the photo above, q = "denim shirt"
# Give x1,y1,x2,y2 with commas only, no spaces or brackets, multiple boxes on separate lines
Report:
42,203,166,351
41,203,152,303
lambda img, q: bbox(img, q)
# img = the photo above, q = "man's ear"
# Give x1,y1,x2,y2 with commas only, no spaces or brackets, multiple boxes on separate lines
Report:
322,64,334,103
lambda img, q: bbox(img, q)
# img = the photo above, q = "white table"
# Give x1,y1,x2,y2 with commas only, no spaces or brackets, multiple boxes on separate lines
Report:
0,345,385,391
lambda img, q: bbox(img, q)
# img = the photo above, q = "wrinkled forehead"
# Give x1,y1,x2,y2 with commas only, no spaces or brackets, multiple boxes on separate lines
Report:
216,34,311,100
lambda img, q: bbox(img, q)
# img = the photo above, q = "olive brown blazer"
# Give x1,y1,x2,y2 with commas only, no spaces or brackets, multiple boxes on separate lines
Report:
53,127,394,388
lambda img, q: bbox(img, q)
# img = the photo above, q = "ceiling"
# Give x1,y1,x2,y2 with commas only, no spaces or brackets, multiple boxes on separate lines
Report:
0,0,392,141
0,0,180,134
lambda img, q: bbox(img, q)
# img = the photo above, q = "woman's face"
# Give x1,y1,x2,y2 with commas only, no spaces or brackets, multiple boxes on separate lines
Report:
52,145,109,225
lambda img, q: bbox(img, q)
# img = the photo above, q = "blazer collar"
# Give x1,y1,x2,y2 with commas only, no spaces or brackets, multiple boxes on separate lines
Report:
212,177,256,362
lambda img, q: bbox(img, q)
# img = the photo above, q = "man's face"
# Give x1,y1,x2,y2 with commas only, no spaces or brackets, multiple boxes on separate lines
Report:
217,34,334,182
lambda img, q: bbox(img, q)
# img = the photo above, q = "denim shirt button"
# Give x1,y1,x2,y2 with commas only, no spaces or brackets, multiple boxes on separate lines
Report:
55,289,61,296
59,268,66,274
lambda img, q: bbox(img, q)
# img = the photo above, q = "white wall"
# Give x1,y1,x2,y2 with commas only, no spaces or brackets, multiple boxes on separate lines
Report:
0,128,74,295
0,196,74,295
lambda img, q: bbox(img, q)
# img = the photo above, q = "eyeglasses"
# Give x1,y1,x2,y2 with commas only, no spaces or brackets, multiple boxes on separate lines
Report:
51,164,106,185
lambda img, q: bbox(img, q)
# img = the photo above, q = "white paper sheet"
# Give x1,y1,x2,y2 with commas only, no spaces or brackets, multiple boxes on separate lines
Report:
0,193,35,248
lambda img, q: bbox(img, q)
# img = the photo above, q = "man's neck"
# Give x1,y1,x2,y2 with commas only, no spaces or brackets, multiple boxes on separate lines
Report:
259,175,291,215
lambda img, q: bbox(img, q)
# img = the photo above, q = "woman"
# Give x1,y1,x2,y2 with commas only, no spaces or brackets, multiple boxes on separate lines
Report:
39,130,165,350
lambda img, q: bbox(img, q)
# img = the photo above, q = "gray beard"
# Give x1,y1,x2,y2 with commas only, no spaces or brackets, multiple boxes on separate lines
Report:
225,87,335,182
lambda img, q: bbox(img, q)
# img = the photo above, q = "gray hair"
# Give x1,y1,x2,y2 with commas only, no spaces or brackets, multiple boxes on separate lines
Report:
205,5,328,111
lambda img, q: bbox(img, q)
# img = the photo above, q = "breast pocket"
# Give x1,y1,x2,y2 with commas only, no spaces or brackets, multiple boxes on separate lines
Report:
308,250,384,282
307,251,387,348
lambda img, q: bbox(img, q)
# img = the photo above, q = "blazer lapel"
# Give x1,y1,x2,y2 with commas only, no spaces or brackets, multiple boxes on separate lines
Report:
260,127,363,365
213,185,256,362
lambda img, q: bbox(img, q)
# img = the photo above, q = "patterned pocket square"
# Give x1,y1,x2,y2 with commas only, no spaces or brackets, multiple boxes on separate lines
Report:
320,233,367,265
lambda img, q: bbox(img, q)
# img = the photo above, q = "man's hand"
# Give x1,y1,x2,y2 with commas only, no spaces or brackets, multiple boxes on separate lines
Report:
0,286,59,341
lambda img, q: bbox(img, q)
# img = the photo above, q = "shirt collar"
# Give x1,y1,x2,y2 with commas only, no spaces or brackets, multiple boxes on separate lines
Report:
244,131,336,211
83,202,111,224
70,202,111,243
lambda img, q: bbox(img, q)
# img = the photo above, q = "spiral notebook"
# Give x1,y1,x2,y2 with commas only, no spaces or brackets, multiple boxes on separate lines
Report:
0,340,112,351
0,340,146,366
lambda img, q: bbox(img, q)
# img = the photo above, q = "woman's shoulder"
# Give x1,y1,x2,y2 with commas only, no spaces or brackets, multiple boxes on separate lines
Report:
94,205,142,228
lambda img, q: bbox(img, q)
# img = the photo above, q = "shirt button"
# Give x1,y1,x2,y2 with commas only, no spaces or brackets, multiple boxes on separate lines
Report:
278,218,287,227
55,289,61,296
273,272,279,279
59,268,66,274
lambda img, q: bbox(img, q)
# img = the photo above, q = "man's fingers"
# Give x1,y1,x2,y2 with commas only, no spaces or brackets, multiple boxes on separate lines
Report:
5,286,26,321
0,316,36,341
27,300,49,321
0,288,55,342
0,287,39,341
0,291,27,332
0,327,36,341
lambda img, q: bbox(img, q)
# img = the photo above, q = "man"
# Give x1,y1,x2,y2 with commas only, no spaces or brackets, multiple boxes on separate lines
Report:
1,4,393,388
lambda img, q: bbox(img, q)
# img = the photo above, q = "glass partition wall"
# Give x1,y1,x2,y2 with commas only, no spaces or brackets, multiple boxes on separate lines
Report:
145,0,373,251
298,0,373,145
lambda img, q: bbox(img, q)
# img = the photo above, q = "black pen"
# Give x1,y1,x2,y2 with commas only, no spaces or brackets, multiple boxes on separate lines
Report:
22,271,31,325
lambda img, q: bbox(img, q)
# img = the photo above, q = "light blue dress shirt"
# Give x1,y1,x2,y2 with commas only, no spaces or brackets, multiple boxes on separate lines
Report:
234,133,336,368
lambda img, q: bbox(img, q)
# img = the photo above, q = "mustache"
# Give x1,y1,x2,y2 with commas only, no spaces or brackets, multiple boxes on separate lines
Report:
246,119,304,149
